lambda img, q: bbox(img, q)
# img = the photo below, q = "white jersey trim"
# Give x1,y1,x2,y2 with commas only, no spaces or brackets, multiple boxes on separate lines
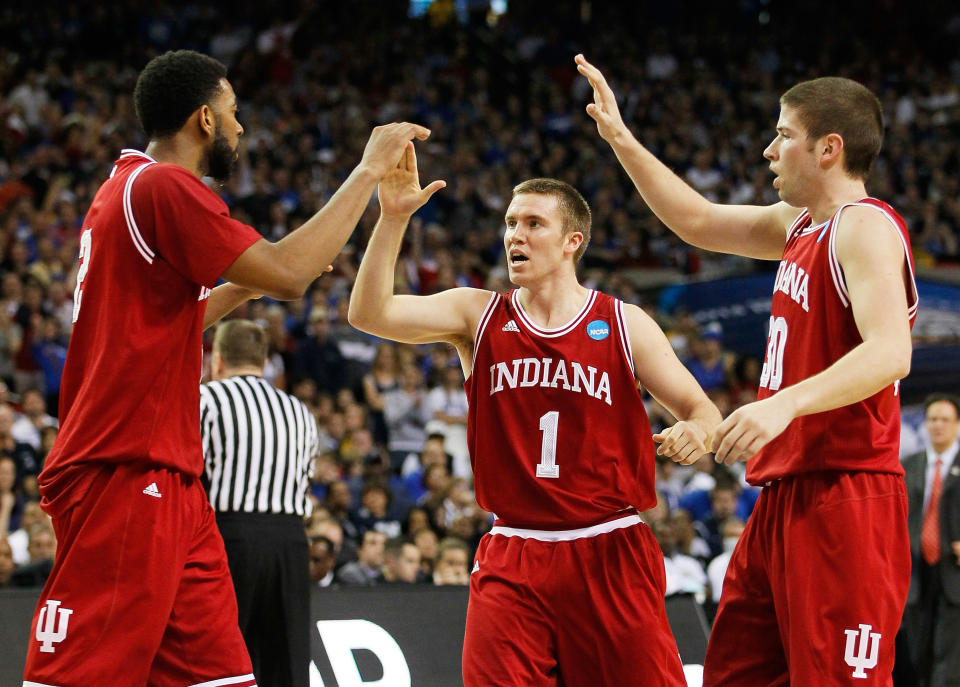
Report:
827,202,918,314
120,148,158,163
614,299,636,379
512,289,596,338
24,682,61,687
472,291,500,364
489,513,642,541
123,162,157,264
187,674,257,687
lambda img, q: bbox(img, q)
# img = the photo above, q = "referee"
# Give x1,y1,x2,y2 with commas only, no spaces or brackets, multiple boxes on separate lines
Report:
200,319,319,687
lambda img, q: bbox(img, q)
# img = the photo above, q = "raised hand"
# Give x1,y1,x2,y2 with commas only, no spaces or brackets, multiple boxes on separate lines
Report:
378,142,446,220
575,54,629,143
360,122,433,180
711,396,795,466
653,420,711,465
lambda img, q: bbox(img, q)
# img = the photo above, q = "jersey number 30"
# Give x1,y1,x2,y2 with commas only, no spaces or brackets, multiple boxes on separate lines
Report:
72,228,93,323
759,316,787,391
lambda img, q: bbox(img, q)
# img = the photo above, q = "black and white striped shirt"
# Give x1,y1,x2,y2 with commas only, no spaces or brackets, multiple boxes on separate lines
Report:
200,375,319,517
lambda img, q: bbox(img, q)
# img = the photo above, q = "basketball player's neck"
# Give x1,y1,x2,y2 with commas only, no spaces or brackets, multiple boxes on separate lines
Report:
145,135,206,179
805,174,868,225
517,276,591,329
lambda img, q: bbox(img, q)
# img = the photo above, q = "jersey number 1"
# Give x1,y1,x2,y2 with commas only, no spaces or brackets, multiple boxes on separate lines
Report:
536,411,560,479
72,228,93,323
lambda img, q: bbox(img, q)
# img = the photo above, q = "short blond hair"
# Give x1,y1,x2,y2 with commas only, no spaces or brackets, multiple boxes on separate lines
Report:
511,178,592,264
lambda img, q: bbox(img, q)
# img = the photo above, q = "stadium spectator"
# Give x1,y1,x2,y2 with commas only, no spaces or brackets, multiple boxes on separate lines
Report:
431,536,470,586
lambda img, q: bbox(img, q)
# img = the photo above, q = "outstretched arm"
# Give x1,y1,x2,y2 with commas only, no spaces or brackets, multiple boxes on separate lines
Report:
222,123,432,300
348,143,491,365
622,304,722,465
575,54,793,260
711,206,913,464
202,283,259,329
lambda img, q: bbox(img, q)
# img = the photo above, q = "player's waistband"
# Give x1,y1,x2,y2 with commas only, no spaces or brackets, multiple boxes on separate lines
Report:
489,513,643,542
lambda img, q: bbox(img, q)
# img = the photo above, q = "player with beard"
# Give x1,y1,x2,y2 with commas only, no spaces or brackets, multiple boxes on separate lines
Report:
22,50,431,687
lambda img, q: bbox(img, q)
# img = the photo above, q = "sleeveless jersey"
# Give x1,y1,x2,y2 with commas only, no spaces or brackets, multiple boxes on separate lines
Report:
41,149,262,489
748,198,918,484
465,289,657,529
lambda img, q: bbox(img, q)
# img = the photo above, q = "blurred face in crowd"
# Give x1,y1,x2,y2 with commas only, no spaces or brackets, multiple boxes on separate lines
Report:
926,400,960,454
433,547,470,585
326,481,352,511
309,538,336,584
0,538,14,586
0,405,15,437
362,487,388,519
23,389,46,418
28,526,56,561
358,530,386,569
389,543,422,584
711,488,738,521
414,528,438,565
0,457,15,492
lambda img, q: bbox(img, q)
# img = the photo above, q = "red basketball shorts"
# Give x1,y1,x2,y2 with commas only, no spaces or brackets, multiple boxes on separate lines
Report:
22,463,255,687
463,514,686,687
704,471,910,686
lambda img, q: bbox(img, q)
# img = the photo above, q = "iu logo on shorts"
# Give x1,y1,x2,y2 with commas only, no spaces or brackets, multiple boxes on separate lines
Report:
36,599,73,653
843,624,880,679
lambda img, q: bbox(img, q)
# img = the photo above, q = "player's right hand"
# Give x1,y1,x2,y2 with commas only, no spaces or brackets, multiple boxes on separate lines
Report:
378,141,446,220
575,54,629,144
360,122,432,180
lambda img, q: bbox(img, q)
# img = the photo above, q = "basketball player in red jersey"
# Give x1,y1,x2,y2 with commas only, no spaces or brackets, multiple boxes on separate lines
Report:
23,50,431,687
577,54,917,685
349,143,722,685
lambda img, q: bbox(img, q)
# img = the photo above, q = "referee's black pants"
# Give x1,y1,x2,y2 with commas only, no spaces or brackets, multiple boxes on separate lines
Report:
216,512,310,687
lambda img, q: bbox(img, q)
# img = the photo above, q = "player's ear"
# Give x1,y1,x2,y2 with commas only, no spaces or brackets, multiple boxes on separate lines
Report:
197,103,215,139
819,133,844,169
564,231,584,256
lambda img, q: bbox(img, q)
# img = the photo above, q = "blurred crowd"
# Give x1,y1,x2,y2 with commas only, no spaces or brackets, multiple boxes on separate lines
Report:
2,0,960,597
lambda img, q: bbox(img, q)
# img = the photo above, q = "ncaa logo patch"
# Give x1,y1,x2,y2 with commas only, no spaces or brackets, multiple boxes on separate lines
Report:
586,320,610,341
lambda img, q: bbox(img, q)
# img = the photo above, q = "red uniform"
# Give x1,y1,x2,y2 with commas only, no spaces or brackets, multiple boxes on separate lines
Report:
462,290,686,687
23,149,262,687
705,200,918,686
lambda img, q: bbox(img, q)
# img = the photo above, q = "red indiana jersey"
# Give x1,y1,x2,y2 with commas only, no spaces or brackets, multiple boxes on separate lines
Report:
465,289,657,529
748,199,918,484
41,150,261,488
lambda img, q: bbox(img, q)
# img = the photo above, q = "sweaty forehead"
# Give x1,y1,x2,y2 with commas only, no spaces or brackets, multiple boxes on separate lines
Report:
505,193,561,221
212,78,236,108
776,105,806,134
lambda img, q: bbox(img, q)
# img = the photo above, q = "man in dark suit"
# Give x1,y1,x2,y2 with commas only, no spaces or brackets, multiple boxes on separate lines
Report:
902,393,960,687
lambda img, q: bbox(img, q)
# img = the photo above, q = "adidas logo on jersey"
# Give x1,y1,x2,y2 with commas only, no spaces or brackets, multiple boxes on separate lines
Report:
502,320,520,332
142,482,162,498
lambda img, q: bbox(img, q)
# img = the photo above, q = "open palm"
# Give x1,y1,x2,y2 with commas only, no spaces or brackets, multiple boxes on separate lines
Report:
378,142,446,219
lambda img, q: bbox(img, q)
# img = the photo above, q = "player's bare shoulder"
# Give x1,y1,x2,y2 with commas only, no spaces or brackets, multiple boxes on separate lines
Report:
832,202,908,268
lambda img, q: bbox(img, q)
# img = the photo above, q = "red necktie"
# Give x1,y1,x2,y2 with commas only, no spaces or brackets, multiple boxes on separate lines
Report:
921,457,943,565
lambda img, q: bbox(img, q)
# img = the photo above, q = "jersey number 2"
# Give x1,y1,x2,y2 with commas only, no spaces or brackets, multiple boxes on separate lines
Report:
759,316,787,391
72,228,92,323
536,411,560,479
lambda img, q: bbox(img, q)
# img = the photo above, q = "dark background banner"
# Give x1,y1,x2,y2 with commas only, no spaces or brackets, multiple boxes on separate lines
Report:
1,588,708,686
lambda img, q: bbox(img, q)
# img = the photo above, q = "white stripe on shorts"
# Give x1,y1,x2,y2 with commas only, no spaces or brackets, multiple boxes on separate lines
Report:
489,513,642,542
188,674,257,687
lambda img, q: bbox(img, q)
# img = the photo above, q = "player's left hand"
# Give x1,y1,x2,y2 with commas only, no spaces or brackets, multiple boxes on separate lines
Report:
952,541,960,567
378,142,446,221
711,396,795,465
653,421,710,465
